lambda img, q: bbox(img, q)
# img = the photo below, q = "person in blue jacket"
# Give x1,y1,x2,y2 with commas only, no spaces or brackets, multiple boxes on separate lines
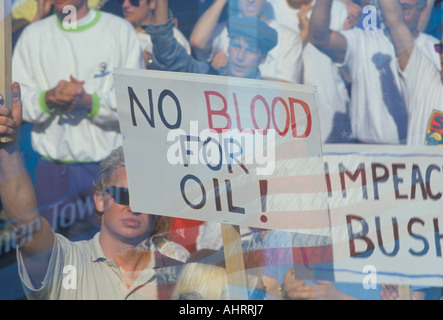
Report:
142,0,278,80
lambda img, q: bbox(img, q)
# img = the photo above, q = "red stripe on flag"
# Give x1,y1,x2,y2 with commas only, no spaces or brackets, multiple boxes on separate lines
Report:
242,245,334,269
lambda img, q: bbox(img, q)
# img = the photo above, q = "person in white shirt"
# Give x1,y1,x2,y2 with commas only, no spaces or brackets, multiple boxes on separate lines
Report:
309,0,440,145
379,0,443,146
12,0,145,239
285,0,352,143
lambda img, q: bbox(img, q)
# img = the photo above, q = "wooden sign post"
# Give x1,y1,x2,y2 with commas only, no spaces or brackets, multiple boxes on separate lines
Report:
398,285,412,300
221,224,249,300
0,0,13,143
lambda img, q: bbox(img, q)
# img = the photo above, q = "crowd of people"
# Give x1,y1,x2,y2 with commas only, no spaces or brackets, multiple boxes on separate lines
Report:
0,0,442,300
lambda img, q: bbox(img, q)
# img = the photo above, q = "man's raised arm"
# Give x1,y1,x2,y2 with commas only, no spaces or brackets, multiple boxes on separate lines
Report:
153,0,169,25
378,0,414,70
309,0,348,63
0,83,54,287
190,0,227,51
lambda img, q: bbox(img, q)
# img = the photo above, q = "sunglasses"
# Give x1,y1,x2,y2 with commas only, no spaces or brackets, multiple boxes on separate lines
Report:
118,0,140,7
435,43,443,54
104,186,130,206
400,3,417,11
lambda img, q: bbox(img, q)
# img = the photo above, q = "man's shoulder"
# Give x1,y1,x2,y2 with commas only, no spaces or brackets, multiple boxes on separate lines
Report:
95,11,139,40
54,231,99,256
407,45,438,73
415,32,440,45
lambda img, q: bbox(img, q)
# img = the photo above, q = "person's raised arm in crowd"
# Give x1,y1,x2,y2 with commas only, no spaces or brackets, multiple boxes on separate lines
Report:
342,1,362,30
418,0,435,32
153,0,169,24
378,0,415,70
121,0,191,69
297,3,314,46
145,0,277,79
309,0,348,63
189,0,228,55
0,83,54,288
379,0,443,147
378,0,437,73
142,0,213,74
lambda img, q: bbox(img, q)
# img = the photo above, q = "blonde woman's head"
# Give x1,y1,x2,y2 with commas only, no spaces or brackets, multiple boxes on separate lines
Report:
172,249,228,300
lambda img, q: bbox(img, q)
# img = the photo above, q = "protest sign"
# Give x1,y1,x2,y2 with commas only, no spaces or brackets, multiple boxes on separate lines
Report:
113,69,328,232
114,69,331,299
324,144,443,286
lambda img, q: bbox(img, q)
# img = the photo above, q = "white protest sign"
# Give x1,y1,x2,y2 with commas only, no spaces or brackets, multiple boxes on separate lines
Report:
113,69,329,230
323,144,443,286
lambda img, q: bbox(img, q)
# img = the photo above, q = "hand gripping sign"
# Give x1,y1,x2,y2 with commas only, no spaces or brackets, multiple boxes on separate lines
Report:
113,69,329,232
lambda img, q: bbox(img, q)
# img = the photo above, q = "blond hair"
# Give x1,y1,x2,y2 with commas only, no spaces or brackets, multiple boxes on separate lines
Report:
172,262,228,300
94,146,171,237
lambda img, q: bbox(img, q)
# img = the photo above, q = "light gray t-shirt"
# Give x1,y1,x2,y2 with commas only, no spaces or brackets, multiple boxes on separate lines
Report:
17,232,182,300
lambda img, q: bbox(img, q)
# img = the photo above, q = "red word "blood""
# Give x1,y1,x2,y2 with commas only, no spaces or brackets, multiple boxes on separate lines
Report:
204,91,312,138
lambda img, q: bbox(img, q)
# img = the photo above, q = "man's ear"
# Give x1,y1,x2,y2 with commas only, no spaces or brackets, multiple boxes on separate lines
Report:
94,191,105,213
